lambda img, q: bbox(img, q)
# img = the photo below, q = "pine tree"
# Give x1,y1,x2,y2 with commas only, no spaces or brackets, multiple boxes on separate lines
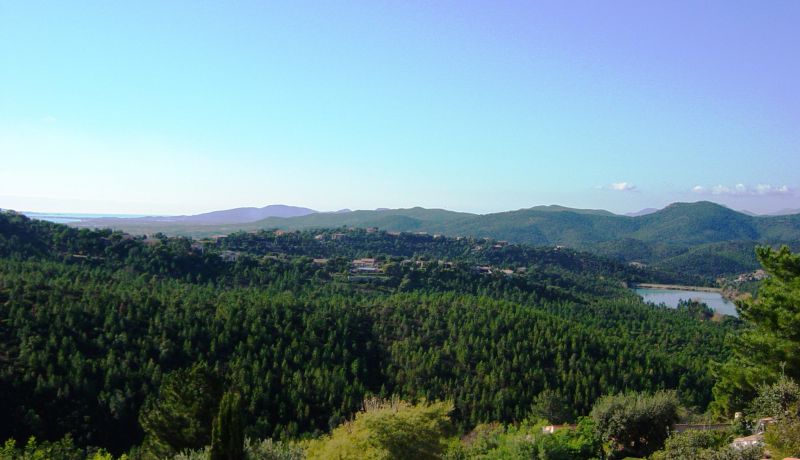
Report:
712,246,800,415
211,391,244,460
138,363,222,458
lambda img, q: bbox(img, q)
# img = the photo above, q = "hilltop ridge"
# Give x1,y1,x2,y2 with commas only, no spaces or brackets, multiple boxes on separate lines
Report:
59,201,800,279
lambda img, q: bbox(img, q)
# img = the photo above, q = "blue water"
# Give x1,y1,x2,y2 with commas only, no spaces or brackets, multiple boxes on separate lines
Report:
634,288,738,317
22,212,153,224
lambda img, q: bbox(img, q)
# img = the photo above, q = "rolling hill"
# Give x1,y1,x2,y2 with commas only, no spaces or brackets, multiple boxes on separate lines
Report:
69,201,800,279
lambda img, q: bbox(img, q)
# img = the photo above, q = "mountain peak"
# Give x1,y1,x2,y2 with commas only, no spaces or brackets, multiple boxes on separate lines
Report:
625,208,659,217
658,201,736,214
524,205,615,216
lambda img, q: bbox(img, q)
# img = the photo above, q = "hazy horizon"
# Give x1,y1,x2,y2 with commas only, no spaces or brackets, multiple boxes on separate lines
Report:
2,1,799,215
6,199,799,219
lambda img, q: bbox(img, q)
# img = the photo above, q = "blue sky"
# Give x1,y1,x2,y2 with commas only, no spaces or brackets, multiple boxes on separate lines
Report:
1,1,799,215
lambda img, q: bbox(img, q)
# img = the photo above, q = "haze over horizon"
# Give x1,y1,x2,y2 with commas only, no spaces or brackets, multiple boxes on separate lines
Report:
2,1,799,215
11,200,800,221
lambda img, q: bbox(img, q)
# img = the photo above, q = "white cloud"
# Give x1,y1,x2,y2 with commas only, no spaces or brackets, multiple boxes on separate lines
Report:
691,183,793,196
607,182,637,192
753,184,790,195
41,115,57,124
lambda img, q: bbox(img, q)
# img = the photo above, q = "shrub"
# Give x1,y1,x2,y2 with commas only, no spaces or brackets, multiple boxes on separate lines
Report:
305,397,454,460
590,390,680,458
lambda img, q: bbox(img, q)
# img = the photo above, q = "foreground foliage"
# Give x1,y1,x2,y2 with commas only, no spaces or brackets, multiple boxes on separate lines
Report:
590,391,679,458
751,376,800,459
305,398,454,460
0,436,117,460
650,430,761,460
712,245,800,416
445,418,601,460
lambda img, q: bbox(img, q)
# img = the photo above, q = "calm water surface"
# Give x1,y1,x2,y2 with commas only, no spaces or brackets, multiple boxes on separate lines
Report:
634,288,738,317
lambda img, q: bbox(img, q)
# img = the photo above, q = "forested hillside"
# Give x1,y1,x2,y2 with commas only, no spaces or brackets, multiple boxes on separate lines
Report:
72,201,800,281
0,211,740,457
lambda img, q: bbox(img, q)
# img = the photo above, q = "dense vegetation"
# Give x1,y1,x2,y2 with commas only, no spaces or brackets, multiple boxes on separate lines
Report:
0,211,745,457
712,246,800,415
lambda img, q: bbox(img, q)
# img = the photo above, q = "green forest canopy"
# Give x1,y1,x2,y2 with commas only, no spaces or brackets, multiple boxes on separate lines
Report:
0,211,741,455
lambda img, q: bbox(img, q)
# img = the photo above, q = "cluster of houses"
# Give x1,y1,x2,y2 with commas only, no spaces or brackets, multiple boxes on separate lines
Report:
468,239,510,254
208,248,524,279
344,256,526,282
351,258,381,274
199,228,529,282
347,258,386,282
311,227,440,241
473,265,526,276
732,269,767,283
729,416,774,451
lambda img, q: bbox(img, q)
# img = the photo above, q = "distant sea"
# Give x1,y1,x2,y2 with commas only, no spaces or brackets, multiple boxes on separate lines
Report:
21,212,153,224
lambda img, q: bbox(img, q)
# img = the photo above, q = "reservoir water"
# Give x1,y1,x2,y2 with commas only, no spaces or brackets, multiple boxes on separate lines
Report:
634,288,738,317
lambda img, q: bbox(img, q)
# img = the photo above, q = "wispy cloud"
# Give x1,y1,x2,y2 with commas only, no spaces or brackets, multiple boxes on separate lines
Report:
41,115,57,124
602,182,638,192
691,183,793,196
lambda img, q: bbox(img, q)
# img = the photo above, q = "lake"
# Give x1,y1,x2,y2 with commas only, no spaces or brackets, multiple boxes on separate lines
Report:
634,288,738,317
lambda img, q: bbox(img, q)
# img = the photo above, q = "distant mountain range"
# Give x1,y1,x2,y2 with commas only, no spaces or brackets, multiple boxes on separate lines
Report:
68,201,800,279
78,204,318,225
66,203,800,229
625,208,659,217
766,208,800,216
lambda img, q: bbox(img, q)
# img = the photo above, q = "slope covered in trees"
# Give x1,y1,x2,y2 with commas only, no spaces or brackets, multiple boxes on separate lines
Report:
69,201,800,280
0,211,740,456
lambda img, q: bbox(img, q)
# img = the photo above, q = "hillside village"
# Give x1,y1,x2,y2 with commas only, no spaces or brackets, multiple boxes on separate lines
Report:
187,227,765,292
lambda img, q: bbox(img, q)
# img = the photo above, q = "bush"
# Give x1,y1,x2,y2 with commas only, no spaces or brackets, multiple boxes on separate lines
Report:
748,376,800,419
650,430,744,460
764,416,800,459
243,439,304,460
305,397,454,460
444,417,600,460
590,390,680,458
0,436,119,460
444,421,539,459
648,429,766,460
171,438,304,460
